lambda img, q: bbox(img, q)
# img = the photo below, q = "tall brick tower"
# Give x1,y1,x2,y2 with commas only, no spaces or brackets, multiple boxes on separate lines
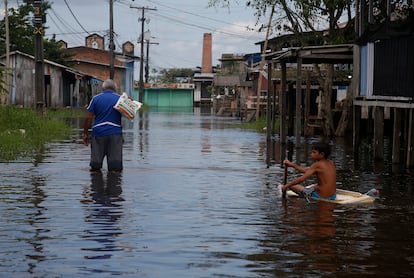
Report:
193,33,215,106
201,33,212,74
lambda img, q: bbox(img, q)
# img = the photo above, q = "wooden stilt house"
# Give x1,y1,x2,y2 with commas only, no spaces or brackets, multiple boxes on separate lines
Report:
354,1,414,167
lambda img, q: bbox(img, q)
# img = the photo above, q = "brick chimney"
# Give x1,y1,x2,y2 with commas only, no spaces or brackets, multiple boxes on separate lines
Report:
201,33,212,74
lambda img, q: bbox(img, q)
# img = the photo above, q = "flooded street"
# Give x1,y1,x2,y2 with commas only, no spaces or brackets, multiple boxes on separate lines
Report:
1,109,414,277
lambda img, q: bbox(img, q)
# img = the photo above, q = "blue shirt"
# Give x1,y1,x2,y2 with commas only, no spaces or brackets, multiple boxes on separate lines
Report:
87,90,122,137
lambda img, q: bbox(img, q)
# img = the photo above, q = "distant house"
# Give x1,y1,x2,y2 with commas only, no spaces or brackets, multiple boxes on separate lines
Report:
0,51,96,108
212,53,266,117
61,34,137,97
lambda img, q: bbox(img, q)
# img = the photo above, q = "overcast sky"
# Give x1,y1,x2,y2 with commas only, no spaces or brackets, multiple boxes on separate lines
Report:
40,0,266,77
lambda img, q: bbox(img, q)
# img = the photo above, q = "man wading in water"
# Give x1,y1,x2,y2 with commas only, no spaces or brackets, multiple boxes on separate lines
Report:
83,79,123,173
282,143,337,200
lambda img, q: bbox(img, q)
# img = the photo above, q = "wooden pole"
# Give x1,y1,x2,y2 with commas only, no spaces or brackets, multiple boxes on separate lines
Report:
34,0,44,113
139,8,145,103
304,71,311,137
392,108,401,164
353,105,361,160
280,63,287,144
109,0,114,79
130,6,157,103
282,163,287,199
407,108,414,167
295,57,302,148
4,0,10,104
373,106,384,160
266,62,272,142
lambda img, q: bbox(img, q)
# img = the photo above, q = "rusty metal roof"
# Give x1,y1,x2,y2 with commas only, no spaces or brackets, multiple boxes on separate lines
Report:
265,44,354,64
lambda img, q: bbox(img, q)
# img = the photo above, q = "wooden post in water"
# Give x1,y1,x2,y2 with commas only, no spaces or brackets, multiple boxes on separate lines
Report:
295,57,302,148
304,71,311,137
266,62,272,166
373,106,384,160
353,105,361,159
392,108,402,164
407,108,414,167
280,63,287,144
266,62,272,142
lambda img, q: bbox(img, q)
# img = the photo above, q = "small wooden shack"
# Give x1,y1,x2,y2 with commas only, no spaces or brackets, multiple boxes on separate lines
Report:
1,51,97,108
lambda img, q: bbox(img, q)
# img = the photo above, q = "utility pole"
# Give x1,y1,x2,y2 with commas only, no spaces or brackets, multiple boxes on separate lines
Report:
109,0,115,79
33,0,44,113
146,38,150,83
4,0,10,104
144,31,159,83
130,5,157,103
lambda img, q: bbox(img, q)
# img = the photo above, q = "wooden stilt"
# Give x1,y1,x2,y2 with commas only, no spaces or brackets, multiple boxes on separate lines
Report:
407,108,414,167
280,63,287,144
373,106,384,160
304,71,311,137
353,105,361,158
392,108,401,164
288,83,294,136
367,106,373,137
266,62,272,143
295,57,302,148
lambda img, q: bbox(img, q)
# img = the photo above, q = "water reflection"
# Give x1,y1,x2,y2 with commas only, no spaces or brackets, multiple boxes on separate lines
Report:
2,111,414,277
259,199,338,276
81,172,124,260
87,171,124,204
26,174,48,274
0,169,48,274
282,201,337,273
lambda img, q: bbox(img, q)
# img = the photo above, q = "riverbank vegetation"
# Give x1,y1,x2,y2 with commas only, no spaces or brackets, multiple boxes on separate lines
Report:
238,116,267,132
0,106,74,161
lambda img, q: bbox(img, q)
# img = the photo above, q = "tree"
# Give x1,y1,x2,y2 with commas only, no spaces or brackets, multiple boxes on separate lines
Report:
0,2,36,56
0,1,70,65
43,35,73,66
158,68,194,83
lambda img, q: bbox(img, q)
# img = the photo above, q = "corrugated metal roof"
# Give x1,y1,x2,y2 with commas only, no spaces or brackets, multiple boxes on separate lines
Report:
1,50,95,78
266,44,354,64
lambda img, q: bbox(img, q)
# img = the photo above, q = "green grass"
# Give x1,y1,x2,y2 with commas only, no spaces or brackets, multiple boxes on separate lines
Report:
0,106,73,161
238,116,279,133
46,107,86,118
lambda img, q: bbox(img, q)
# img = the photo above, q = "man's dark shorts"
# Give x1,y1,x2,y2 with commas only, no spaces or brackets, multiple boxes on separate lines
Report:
90,134,123,171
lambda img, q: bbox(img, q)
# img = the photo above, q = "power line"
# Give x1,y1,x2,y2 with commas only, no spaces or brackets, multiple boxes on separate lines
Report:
44,0,262,70
123,0,262,42
47,8,83,37
63,0,90,35
107,0,263,44
144,0,251,30
148,10,261,41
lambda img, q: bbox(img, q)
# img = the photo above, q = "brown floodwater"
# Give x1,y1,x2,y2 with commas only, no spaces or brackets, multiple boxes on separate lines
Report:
1,108,414,277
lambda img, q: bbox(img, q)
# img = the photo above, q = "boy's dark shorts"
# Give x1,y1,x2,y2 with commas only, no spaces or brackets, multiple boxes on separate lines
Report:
299,187,336,200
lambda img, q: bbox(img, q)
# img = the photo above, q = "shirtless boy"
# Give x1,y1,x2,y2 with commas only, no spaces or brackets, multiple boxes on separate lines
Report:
282,143,337,200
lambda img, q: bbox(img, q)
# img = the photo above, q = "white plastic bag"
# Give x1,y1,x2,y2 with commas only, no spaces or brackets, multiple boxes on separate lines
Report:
113,92,142,120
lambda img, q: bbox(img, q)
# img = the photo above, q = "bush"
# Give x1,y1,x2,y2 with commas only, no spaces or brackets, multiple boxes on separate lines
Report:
0,106,72,161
